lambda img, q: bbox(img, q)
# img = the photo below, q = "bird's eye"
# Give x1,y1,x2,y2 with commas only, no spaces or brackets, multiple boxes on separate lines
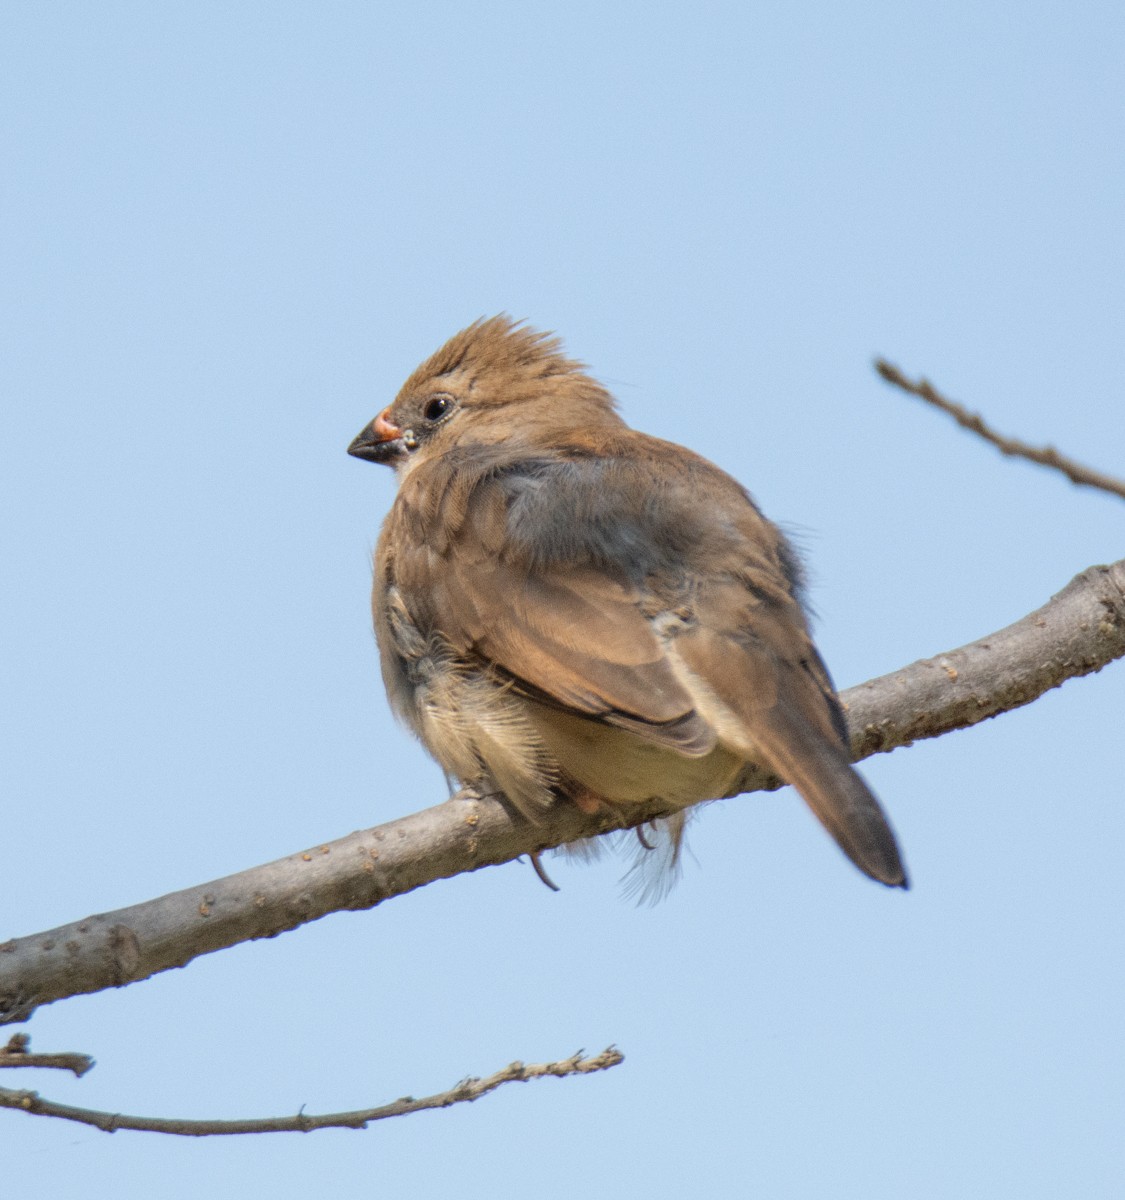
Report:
423,395,453,423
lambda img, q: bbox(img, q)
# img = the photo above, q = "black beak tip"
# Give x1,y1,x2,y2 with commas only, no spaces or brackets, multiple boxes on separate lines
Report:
348,426,380,462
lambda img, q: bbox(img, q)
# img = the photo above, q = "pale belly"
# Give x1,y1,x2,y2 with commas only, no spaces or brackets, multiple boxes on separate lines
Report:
524,702,745,808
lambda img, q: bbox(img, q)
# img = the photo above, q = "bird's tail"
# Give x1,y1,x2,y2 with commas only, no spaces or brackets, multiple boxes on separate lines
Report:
753,707,908,888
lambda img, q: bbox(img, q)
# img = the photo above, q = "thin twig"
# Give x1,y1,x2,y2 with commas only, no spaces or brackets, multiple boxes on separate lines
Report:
2,560,1124,1024
0,1047,623,1136
875,360,1125,502
0,1033,94,1078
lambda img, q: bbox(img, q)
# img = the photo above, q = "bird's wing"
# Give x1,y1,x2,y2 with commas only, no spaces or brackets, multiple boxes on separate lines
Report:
431,553,716,754
385,455,719,754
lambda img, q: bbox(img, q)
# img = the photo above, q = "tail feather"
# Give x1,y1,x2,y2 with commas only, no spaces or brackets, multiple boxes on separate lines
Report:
754,707,908,888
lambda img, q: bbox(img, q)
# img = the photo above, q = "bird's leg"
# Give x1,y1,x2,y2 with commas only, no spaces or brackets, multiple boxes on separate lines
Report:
528,851,561,892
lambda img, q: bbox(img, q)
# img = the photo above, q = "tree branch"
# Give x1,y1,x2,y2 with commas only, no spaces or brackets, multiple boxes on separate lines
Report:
875,360,1125,502
0,1047,623,1136
3,561,1123,1024
0,1034,94,1078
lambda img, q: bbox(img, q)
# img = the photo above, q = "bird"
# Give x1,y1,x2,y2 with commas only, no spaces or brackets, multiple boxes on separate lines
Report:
348,316,907,894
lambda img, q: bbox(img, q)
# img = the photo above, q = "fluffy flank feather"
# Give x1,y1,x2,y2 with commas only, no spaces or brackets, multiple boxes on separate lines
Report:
619,811,692,904
415,640,558,818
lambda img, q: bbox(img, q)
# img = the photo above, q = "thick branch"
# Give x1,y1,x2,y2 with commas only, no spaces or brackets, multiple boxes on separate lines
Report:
0,1047,622,1136
3,561,1123,1023
875,360,1125,501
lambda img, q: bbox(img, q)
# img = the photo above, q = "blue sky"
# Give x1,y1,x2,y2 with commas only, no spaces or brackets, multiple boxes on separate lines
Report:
3,3,1124,1196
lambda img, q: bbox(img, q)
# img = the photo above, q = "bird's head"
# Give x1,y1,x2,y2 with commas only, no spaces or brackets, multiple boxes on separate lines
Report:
347,315,622,471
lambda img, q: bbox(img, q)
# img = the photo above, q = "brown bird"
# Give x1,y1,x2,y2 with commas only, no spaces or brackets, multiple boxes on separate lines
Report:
348,317,907,893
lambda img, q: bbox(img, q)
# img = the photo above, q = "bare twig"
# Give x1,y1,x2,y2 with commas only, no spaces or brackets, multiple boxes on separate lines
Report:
875,360,1125,502
0,1034,94,1078
2,560,1123,1024
0,1047,622,1136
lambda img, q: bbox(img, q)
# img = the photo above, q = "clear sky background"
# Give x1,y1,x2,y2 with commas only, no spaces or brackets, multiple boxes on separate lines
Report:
4,3,1124,1196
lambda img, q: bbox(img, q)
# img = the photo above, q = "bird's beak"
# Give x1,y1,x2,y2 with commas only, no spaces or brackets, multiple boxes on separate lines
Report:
348,407,405,465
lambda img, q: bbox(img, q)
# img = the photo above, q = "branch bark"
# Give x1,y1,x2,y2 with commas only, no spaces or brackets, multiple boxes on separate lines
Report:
3,561,1123,1024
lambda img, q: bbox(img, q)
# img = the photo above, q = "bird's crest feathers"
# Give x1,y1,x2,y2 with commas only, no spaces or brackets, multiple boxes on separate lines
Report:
398,315,615,411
